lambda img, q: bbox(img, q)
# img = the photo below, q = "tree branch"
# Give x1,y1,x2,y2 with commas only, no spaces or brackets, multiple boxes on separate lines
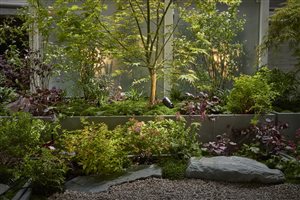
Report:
129,0,146,50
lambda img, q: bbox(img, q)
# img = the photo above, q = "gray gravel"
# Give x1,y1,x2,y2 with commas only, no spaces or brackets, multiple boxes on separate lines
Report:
49,178,300,200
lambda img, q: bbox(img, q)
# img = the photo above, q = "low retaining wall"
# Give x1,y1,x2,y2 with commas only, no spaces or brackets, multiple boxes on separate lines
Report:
1,113,298,143
59,113,299,143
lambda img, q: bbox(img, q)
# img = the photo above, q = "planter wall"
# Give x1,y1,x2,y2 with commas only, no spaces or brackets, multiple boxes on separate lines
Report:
1,113,299,143
276,112,300,140
60,114,279,143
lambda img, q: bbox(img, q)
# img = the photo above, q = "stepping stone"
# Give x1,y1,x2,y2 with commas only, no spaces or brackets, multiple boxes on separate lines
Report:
66,164,162,193
186,156,285,184
0,183,9,195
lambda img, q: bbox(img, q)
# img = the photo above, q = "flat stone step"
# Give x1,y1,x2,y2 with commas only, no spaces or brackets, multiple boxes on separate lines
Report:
0,183,9,195
65,164,162,193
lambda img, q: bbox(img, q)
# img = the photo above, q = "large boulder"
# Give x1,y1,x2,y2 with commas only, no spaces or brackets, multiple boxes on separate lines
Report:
186,156,285,184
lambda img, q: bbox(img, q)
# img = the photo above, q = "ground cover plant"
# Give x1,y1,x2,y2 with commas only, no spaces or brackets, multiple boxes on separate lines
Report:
56,98,180,116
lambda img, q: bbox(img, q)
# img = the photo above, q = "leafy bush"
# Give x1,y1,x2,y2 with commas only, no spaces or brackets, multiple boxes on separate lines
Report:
60,121,129,175
125,117,201,159
22,148,67,196
0,112,64,196
226,73,278,114
159,158,187,180
60,117,201,175
0,112,56,167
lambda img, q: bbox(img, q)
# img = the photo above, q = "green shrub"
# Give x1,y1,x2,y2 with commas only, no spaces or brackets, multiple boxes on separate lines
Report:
0,112,64,196
226,73,278,114
0,112,57,167
159,158,187,180
60,121,129,175
125,117,201,159
22,148,67,196
60,117,201,175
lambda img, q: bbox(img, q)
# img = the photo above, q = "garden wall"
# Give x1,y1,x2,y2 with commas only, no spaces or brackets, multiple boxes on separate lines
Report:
59,113,300,143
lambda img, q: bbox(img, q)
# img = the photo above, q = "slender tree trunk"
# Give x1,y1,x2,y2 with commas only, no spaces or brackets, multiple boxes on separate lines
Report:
149,69,157,105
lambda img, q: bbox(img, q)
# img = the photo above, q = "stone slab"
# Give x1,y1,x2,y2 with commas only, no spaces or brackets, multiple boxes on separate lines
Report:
0,183,9,195
66,164,162,193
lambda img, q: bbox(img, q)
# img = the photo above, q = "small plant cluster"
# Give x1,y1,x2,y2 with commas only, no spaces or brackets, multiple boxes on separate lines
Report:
59,117,201,176
6,87,65,116
179,92,223,118
0,112,66,196
202,133,237,156
203,119,295,158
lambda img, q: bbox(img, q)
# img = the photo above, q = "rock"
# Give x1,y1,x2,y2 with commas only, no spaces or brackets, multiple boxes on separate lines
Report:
66,164,162,193
186,156,285,184
0,184,9,195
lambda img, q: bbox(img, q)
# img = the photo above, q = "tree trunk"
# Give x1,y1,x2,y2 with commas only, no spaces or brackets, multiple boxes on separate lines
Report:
150,70,157,105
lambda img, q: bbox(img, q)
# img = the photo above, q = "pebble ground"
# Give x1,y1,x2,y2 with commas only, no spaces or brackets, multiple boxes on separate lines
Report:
49,178,300,200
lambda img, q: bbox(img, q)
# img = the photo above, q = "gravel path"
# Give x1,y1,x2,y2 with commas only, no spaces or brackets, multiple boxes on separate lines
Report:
49,178,300,200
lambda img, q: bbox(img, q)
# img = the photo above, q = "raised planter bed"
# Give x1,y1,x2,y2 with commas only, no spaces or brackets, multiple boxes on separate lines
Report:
1,113,299,142
59,113,299,143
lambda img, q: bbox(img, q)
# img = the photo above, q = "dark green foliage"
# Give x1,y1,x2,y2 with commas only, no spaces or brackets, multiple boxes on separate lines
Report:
0,112,64,195
0,87,17,104
0,112,54,164
22,148,67,196
101,100,149,116
159,158,187,180
265,0,300,67
258,67,300,112
265,155,300,183
57,99,179,116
